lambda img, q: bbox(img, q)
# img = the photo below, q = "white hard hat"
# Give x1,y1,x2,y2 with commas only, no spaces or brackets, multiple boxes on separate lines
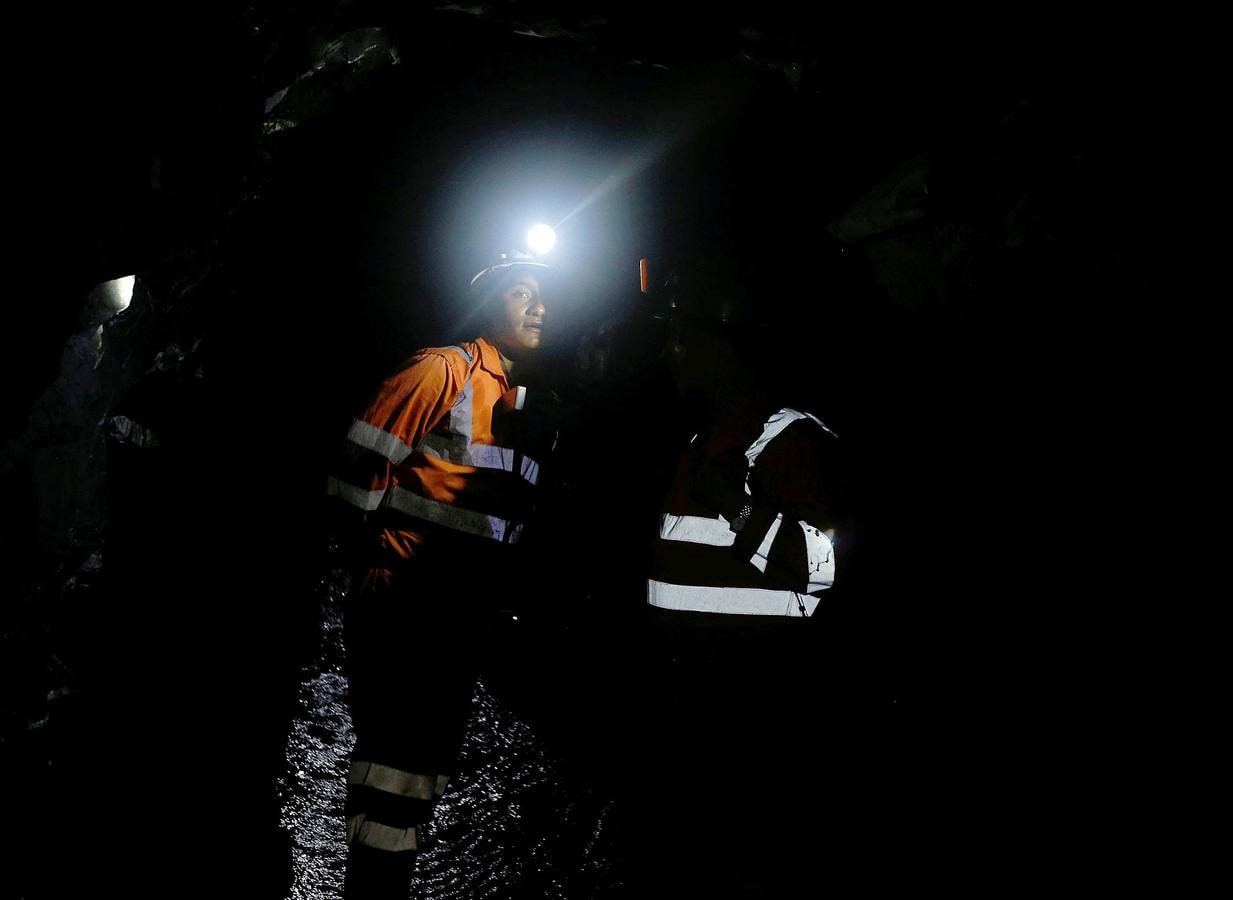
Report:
468,251,550,291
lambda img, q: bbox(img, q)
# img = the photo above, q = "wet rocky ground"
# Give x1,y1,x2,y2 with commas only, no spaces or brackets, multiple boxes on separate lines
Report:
5,519,922,900
277,570,621,900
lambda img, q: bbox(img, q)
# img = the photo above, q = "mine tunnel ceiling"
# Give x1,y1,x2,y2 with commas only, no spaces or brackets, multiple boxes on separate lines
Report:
40,2,1078,288
9,1,1128,442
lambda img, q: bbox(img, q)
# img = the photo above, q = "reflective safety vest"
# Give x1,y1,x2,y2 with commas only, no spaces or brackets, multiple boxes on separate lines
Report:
648,407,838,617
328,337,541,562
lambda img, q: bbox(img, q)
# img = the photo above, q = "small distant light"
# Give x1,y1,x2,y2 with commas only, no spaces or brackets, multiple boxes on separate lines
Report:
526,224,556,255
101,275,136,312
511,615,519,622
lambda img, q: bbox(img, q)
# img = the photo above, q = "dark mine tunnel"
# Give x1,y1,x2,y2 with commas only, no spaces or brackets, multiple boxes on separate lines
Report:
3,5,1170,899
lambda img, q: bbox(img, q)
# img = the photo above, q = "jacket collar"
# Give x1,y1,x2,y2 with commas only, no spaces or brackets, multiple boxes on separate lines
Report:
474,336,510,386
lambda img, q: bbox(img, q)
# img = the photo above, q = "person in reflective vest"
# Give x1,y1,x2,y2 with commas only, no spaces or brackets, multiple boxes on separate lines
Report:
327,252,554,898
648,403,839,616
633,256,850,895
648,263,844,618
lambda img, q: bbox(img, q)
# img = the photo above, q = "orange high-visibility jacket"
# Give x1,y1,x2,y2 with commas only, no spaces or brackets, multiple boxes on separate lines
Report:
328,337,540,563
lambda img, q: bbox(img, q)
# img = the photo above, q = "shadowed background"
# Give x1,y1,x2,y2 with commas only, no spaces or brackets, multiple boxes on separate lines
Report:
1,4,1157,897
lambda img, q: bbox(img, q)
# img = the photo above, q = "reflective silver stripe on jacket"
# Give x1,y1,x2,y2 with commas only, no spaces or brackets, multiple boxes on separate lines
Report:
647,579,819,617
418,348,540,485
327,476,385,511
387,485,523,543
415,433,541,485
658,513,736,547
348,761,436,801
346,347,478,467
744,407,835,472
346,419,414,465
749,512,785,573
660,407,838,548
800,522,836,592
651,406,836,616
442,345,476,445
748,515,836,590
346,815,417,852
448,369,474,441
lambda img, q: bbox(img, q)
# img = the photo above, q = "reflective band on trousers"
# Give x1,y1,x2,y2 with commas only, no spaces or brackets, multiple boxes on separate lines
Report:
647,579,820,617
348,761,436,800
346,419,414,465
346,815,417,852
415,433,541,485
387,485,523,543
658,513,736,547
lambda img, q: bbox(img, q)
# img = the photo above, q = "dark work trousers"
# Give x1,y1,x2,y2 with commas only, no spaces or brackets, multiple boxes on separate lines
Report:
341,558,489,899
619,607,865,899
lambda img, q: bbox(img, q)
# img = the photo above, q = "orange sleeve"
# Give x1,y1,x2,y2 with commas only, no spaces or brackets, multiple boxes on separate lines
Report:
327,351,464,555
359,351,462,451
331,352,463,507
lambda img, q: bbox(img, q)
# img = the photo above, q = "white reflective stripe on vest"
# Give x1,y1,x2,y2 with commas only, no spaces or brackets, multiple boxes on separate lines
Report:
448,370,474,441
744,407,835,471
801,522,836,592
749,513,785,573
346,419,413,465
647,579,819,617
387,485,522,543
415,433,541,485
348,761,435,800
749,516,836,590
327,476,385,511
346,815,418,852
659,513,736,547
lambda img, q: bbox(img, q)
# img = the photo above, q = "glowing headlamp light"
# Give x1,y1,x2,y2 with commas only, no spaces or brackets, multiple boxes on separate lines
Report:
526,223,556,256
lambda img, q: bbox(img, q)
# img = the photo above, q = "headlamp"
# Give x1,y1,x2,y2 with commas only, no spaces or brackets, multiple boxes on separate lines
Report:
526,223,556,256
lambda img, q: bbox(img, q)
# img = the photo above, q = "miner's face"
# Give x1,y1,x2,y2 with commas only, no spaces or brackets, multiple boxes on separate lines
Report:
491,274,546,357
